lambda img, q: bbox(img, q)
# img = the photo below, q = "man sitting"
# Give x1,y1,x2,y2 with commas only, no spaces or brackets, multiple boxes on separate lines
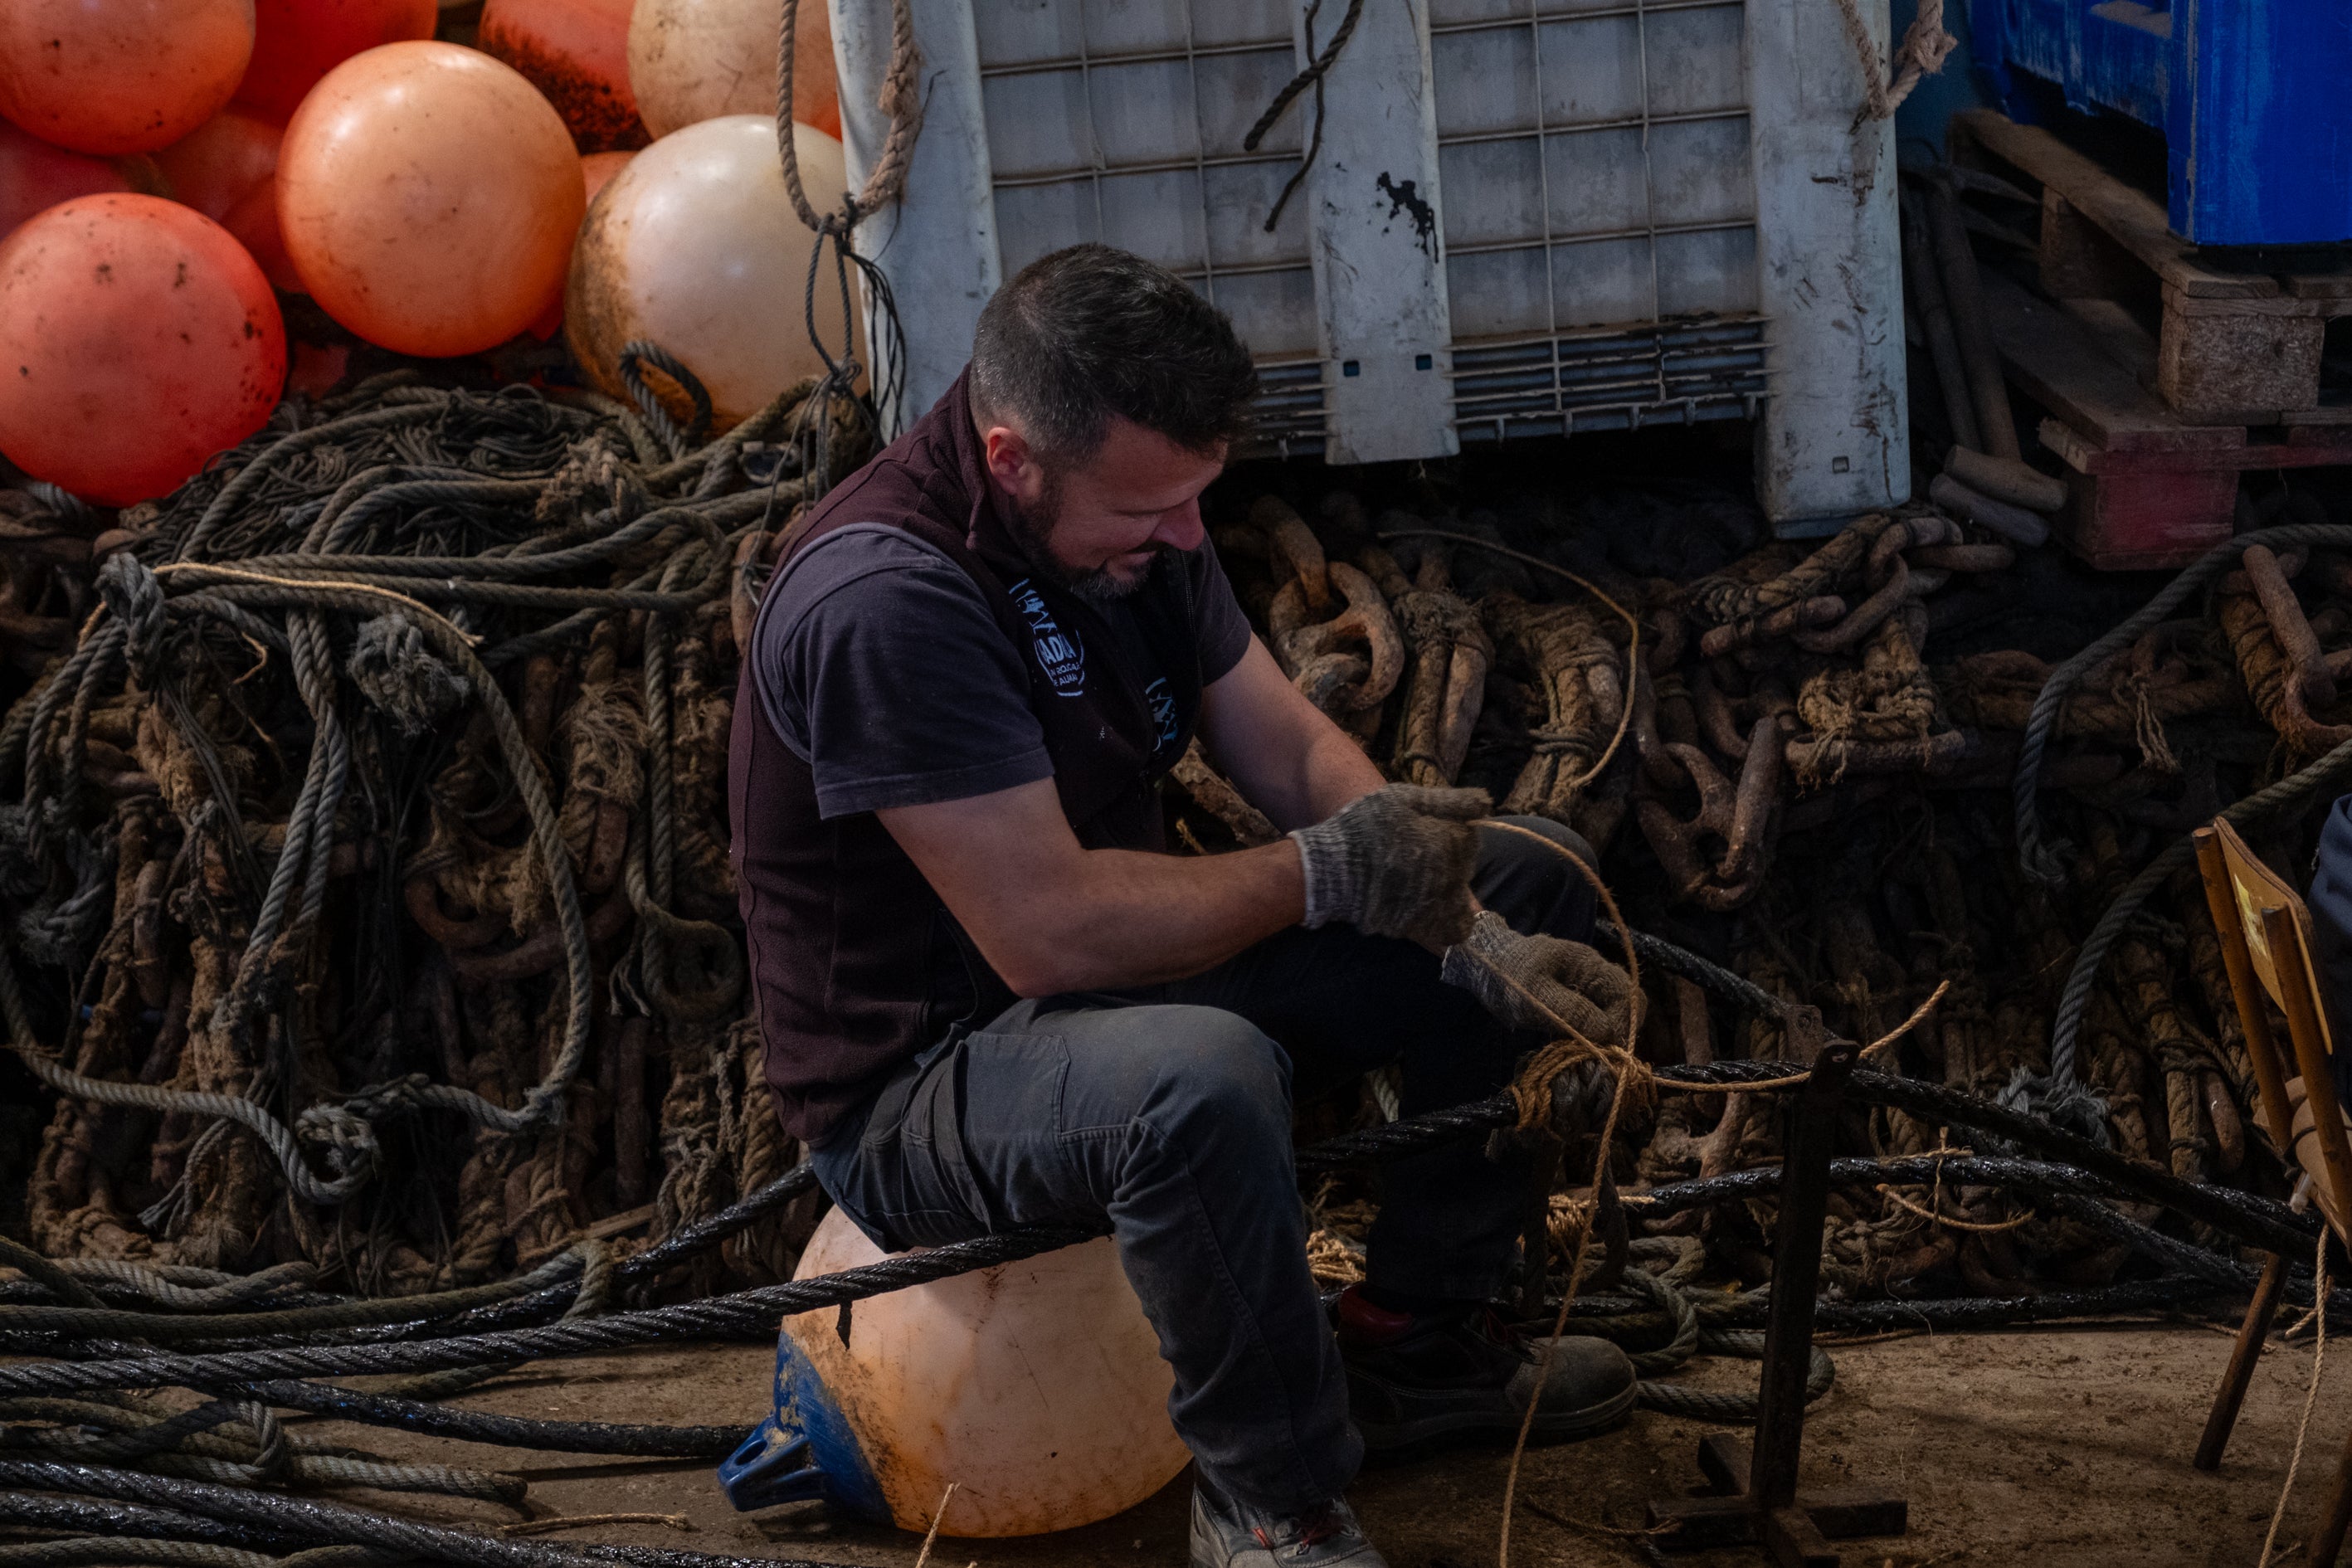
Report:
729,242,1635,1568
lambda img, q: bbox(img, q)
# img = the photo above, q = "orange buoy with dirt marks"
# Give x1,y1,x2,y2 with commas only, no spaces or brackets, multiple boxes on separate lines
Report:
278,41,582,356
479,0,646,152
0,122,144,241
155,106,294,287
626,0,841,142
0,0,256,155
0,194,285,504
153,105,282,222
233,0,436,123
726,1210,1186,1536
222,173,299,291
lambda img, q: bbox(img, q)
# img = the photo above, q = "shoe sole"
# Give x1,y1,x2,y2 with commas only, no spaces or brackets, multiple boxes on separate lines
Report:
1354,1379,1639,1466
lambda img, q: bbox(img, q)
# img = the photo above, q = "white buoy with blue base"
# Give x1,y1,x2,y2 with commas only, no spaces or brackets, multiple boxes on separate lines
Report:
720,1207,1191,1536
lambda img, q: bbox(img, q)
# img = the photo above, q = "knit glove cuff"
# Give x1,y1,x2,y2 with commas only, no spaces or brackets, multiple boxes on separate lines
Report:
1288,784,1489,947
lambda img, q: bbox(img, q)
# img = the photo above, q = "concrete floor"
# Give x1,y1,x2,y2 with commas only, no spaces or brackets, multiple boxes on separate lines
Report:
286,1313,2352,1568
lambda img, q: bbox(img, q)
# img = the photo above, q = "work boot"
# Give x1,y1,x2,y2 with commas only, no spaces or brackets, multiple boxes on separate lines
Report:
1189,1477,1387,1568
1337,1286,1637,1458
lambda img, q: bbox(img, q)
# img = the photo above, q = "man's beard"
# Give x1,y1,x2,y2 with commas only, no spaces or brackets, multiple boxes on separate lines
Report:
1004,474,1168,606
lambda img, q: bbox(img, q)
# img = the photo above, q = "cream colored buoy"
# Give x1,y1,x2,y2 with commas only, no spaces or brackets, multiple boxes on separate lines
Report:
730,1206,1190,1538
564,114,855,431
626,0,840,141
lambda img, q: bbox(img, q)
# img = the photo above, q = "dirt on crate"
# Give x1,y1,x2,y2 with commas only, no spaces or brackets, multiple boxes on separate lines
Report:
290,1322,2336,1568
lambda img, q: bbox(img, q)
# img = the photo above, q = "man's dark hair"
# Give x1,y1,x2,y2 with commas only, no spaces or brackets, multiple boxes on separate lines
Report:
969,244,1259,465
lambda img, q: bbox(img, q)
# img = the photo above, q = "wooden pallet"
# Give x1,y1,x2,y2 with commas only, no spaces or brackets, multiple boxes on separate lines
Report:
1954,109,2352,426
1982,269,2352,568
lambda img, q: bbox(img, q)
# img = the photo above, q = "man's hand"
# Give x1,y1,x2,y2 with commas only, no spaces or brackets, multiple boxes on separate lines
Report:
1289,784,1490,949
1441,910,1632,1045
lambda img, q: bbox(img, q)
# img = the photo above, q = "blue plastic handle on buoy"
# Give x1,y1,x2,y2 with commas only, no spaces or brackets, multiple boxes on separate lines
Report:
714,1325,889,1517
716,1420,829,1510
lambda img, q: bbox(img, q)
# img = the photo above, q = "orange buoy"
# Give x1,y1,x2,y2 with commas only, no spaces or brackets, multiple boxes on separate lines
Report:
0,121,141,240
567,114,854,431
628,0,840,143
0,194,285,504
736,1210,1187,1536
279,41,583,357
579,149,634,207
479,0,645,153
222,173,299,291
154,106,281,222
234,0,436,123
0,0,256,155
524,151,633,339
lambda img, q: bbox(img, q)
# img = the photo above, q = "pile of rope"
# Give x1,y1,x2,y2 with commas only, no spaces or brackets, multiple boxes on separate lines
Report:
2,363,871,1298
1197,470,2352,1307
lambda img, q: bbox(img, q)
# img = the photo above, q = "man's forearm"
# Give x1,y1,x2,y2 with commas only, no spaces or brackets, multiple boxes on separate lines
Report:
1228,709,1389,833
1196,638,1389,832
1001,839,1307,995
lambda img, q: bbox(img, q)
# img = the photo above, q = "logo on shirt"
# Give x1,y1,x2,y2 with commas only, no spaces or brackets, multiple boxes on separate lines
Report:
1008,578,1086,696
1143,676,1180,753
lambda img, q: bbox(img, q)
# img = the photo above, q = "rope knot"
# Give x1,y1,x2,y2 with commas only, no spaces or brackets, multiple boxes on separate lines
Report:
348,613,470,736
536,440,645,528
294,1099,387,1184
1994,1068,2112,1150
96,552,167,682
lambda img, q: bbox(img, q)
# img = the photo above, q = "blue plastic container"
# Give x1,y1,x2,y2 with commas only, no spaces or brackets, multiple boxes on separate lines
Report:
1975,0,2352,246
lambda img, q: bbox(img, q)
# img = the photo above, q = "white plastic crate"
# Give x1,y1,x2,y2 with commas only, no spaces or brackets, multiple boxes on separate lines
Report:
831,0,1906,529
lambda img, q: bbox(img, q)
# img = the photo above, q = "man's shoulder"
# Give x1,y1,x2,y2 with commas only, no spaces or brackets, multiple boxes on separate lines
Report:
754,521,1015,696
766,522,996,632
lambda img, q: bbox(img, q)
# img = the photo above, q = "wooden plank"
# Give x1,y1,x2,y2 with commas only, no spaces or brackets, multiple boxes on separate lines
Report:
2284,273,2352,306
2282,425,2352,459
1982,269,2242,452
2060,457,2238,570
1763,1506,1838,1568
2060,298,2160,385
2164,286,2327,319
1698,1430,1751,1494
1955,110,2278,300
2157,295,2322,419
2041,191,2150,304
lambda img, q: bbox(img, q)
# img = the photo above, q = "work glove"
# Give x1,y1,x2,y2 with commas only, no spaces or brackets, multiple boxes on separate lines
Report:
1289,784,1488,948
1441,909,1632,1047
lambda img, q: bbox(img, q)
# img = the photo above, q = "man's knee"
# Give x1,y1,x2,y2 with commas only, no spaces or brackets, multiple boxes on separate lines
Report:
1077,1005,1291,1147
1473,815,1599,939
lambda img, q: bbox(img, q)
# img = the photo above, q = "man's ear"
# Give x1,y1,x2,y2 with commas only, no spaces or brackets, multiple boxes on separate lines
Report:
981,424,1045,505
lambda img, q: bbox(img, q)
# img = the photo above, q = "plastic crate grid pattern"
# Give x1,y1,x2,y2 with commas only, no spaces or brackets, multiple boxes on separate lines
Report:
1432,0,1764,432
970,0,1765,450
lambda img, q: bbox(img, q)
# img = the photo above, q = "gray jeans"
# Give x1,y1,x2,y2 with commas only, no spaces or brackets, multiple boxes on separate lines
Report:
809,816,1597,1514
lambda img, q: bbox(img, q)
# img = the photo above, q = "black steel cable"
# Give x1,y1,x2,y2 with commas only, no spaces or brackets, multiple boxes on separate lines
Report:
0,1466,855,1568
0,1490,304,1553
0,1227,1105,1399
208,1382,748,1459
